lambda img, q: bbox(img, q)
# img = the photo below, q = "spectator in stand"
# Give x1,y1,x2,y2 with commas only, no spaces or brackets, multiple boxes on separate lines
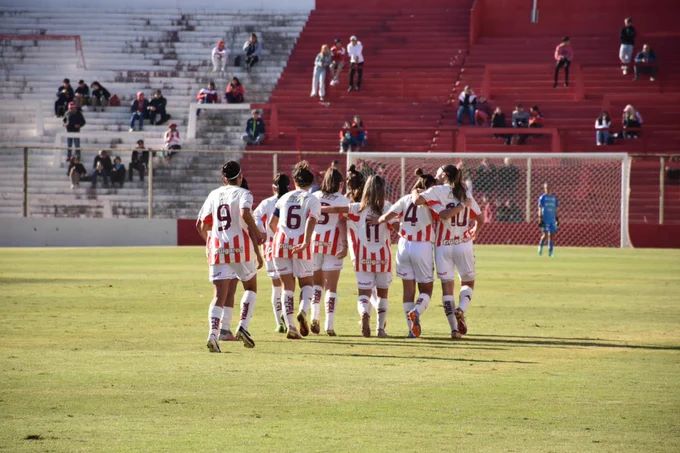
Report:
311,44,332,102
339,120,352,152
518,105,545,145
622,104,643,139
129,92,148,132
474,158,496,198
243,33,262,71
634,44,657,82
129,139,148,182
666,156,680,184
497,199,522,223
92,149,112,188
163,123,181,160
511,104,530,144
111,156,126,187
498,158,519,199
196,81,219,117
347,35,364,92
457,85,477,126
491,106,511,145
63,101,85,161
553,36,573,88
211,39,227,73
595,111,612,146
242,109,266,145
225,77,245,103
67,156,87,189
619,17,636,75
475,96,493,126
351,115,367,149
329,38,347,86
148,89,169,125
90,81,110,112
74,80,90,108
55,78,74,117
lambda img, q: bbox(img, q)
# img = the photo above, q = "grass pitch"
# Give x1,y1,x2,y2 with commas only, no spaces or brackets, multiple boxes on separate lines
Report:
0,246,679,452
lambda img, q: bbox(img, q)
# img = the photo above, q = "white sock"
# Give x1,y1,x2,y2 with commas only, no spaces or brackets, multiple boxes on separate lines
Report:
415,293,431,315
324,291,337,331
459,286,473,312
282,290,296,328
377,298,388,330
271,286,283,326
403,301,415,330
443,295,458,331
300,285,314,315
370,288,379,310
209,303,223,337
357,295,370,316
311,285,323,321
238,290,257,330
221,306,233,332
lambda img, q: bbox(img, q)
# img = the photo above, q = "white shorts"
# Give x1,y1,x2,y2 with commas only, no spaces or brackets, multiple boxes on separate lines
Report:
355,271,392,290
395,238,434,284
274,256,314,278
619,44,634,64
435,240,476,282
209,261,257,282
265,259,278,279
313,253,344,272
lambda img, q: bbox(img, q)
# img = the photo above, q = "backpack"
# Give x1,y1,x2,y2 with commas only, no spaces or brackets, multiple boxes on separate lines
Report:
109,94,121,107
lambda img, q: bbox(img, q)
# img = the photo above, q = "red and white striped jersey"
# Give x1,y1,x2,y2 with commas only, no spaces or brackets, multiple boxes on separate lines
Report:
420,185,481,246
388,194,435,243
198,185,255,265
253,194,278,261
312,190,349,256
273,189,321,260
346,202,393,273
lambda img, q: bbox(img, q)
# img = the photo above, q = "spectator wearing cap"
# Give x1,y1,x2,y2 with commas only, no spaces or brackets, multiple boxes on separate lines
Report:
225,77,245,103
163,123,181,160
129,139,149,182
347,35,364,92
148,89,169,125
129,92,148,132
63,101,86,160
212,39,227,73
55,78,74,117
242,109,266,145
90,81,111,112
74,80,90,108
329,38,347,86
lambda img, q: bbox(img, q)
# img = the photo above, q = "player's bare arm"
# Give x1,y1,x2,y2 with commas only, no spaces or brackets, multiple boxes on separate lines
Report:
438,202,469,220
196,219,210,241
320,205,349,214
291,217,318,253
375,211,398,225
242,208,265,269
335,218,348,259
268,213,279,233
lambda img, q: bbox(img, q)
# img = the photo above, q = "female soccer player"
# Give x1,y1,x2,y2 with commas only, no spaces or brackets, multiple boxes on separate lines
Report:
322,175,393,338
345,164,365,202
537,182,559,257
412,164,483,339
311,167,349,336
196,161,264,353
375,169,436,338
269,161,321,339
253,173,291,333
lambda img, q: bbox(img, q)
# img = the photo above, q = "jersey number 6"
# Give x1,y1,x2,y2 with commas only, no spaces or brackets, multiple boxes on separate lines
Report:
287,204,302,229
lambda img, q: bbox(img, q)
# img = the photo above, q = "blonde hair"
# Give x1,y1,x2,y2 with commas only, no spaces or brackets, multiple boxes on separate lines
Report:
359,175,386,214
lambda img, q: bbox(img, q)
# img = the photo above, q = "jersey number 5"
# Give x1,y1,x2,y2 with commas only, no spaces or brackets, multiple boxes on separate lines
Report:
217,204,232,231
318,202,330,225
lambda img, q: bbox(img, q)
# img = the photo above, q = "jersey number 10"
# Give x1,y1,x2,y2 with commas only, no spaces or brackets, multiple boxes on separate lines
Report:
446,203,469,227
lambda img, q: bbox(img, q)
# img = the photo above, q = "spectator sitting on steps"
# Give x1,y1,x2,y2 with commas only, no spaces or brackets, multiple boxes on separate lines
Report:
74,80,90,108
67,156,87,189
196,81,219,117
92,149,112,188
163,123,181,160
511,104,530,145
212,39,227,73
457,85,477,126
622,104,643,139
634,44,657,82
225,77,245,103
329,38,347,86
90,81,110,112
475,96,493,126
491,106,511,145
129,139,149,182
148,89,169,125
63,101,86,161
129,92,148,132
242,33,262,71
55,78,74,117
242,109,266,145
111,156,126,188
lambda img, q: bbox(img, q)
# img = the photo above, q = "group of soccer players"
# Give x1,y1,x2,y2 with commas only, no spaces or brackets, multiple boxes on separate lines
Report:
197,159,557,353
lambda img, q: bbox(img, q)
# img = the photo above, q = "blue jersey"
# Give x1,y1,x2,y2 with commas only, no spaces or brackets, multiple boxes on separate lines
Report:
538,193,558,224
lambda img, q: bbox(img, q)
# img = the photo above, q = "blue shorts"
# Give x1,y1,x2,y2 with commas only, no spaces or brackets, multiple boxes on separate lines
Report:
542,222,557,234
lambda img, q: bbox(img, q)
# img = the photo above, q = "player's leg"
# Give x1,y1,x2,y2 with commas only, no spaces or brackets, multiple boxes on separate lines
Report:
207,271,234,353
453,241,476,335
412,241,435,317
271,278,285,332
436,245,460,338
322,260,343,335
311,255,325,334
548,228,556,257
274,257,302,339
538,230,547,255
234,262,258,348
396,238,416,336
356,272,374,337
375,275,392,338
295,259,315,337
219,276,238,341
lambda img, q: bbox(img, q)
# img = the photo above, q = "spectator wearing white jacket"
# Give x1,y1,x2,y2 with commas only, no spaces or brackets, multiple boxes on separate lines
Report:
347,36,364,92
595,111,611,146
212,39,227,73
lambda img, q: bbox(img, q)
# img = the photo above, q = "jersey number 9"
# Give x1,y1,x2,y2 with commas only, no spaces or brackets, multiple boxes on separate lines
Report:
217,204,232,231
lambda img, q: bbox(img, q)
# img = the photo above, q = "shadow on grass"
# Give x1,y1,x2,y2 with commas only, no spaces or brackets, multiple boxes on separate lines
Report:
298,337,507,351
291,351,537,364
436,334,680,351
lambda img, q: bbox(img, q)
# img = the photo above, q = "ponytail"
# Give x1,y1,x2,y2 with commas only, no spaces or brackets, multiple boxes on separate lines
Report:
273,173,290,198
439,164,467,202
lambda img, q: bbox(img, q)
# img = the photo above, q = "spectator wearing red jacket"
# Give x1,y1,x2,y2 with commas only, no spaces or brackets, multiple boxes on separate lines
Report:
553,36,573,88
196,81,218,117
329,38,347,86
225,77,245,103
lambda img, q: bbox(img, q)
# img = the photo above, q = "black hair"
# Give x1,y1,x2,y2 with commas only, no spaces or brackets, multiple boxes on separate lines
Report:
63,78,70,84
439,164,467,202
413,168,436,191
78,79,85,84
231,77,241,85
222,160,241,180
562,36,570,42
321,167,343,194
293,160,314,187
273,173,290,198
346,164,365,202
240,176,249,190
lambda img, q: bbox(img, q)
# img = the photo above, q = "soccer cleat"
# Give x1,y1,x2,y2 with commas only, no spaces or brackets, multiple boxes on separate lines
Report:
235,326,255,349
206,335,221,353
454,308,467,335
275,324,286,333
407,310,422,338
407,331,416,339
361,313,371,337
219,329,236,341
326,329,337,336
377,329,388,338
311,319,321,335
297,311,310,337
451,330,463,340
287,328,303,340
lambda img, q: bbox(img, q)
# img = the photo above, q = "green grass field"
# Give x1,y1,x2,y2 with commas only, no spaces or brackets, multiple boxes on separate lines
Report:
1,246,679,452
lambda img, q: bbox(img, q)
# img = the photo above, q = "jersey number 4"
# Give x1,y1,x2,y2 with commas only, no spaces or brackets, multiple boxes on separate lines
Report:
404,203,418,224
217,204,232,231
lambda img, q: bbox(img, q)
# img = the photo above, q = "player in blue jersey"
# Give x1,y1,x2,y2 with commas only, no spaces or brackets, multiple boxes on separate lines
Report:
537,182,559,257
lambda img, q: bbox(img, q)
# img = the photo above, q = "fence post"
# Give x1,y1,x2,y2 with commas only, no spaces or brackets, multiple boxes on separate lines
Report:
400,157,406,197
23,147,28,217
659,156,665,225
273,153,278,179
525,158,532,222
147,152,154,219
